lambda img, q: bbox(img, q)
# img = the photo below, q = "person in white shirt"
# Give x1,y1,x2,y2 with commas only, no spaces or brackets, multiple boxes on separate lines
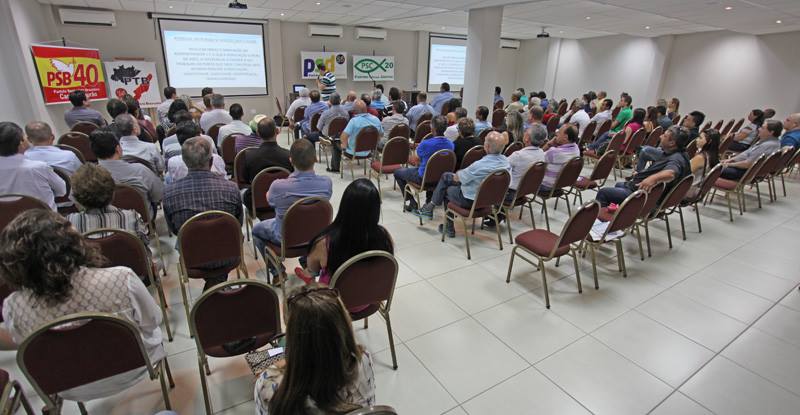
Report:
199,94,233,134
23,121,82,174
116,114,164,174
560,100,591,137
444,107,468,141
286,88,312,141
166,123,226,184
590,98,614,127
216,103,252,146
157,86,176,127
0,122,66,210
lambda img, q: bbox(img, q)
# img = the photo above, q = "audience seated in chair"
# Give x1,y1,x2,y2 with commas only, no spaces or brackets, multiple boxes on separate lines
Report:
560,99,591,137
122,94,158,142
729,109,765,152
341,90,358,113
394,115,454,211
494,86,504,105
64,89,107,128
254,285,375,415
430,82,454,115
216,103,253,146
589,98,613,129
720,120,783,181
405,92,435,134
318,93,350,137
300,90,328,142
306,179,393,288
0,209,165,401
453,118,482,168
157,86,177,128
24,121,82,174
780,113,800,149
686,128,721,199
380,101,409,146
329,100,383,173
94,128,163,219
474,106,491,136
162,110,218,161
502,111,525,145
416,131,511,237
444,107,468,141
587,94,632,152
0,122,66,211
596,125,691,207
540,124,582,192
164,137,242,290
635,111,703,173
586,100,639,155
242,117,294,209
116,114,164,174
369,90,386,115
505,90,525,114
656,105,673,131
166,121,226,184
199,93,233,134
106,98,129,136
252,139,332,262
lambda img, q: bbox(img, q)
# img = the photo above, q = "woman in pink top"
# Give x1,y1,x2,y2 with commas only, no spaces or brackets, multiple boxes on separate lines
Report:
305,179,393,311
619,107,645,155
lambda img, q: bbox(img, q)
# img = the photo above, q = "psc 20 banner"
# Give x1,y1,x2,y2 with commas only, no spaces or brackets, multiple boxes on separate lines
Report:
352,55,395,81
301,51,348,80
31,45,107,105
104,61,162,108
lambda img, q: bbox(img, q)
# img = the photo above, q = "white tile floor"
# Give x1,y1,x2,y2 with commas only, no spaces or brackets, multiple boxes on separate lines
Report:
2,155,800,415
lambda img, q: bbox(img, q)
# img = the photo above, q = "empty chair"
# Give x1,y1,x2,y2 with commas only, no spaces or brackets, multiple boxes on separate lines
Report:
680,164,723,233
190,280,282,414
70,121,98,136
578,120,597,148
502,162,546,241
535,157,583,230
0,194,49,233
233,147,256,189
648,175,694,252
0,368,34,415
506,202,599,308
574,150,617,205
387,123,410,140
414,120,432,144
112,184,166,276
341,126,380,179
318,117,348,166
369,137,410,196
776,147,800,197
585,190,647,282
402,149,456,226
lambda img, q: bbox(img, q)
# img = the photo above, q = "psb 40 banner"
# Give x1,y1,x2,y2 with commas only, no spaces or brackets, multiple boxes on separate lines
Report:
104,61,162,108
352,55,395,82
301,51,348,80
30,45,107,105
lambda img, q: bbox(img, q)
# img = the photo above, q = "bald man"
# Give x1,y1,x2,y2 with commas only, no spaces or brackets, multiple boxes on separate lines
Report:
328,99,383,172
24,121,82,174
417,131,511,237
342,90,358,112
781,113,800,149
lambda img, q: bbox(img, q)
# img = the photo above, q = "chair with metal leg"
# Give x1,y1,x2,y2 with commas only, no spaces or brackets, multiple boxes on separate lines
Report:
501,162,546,243
585,190,647,284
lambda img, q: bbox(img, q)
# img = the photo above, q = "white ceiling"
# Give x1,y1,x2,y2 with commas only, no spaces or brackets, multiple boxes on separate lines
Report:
38,0,800,39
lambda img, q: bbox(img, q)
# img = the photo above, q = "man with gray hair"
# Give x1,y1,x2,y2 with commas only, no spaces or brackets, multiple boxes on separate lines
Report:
163,136,243,290
116,114,164,174
370,89,386,114
781,113,800,149
199,93,233,133
317,92,349,137
342,90,358,112
505,91,524,113
417,131,511,237
24,121,82,174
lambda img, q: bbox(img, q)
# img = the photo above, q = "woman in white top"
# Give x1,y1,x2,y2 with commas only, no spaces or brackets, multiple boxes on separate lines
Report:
0,209,165,401
730,109,765,152
255,285,375,415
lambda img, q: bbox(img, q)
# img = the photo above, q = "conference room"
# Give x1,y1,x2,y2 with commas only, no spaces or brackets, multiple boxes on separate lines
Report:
1,0,800,414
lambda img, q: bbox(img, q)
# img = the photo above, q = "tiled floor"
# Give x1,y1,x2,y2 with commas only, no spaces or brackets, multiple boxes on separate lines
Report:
2,155,800,414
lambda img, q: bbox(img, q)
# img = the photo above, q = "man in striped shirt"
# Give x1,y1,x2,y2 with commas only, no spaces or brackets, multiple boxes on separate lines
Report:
316,63,336,101
540,124,581,191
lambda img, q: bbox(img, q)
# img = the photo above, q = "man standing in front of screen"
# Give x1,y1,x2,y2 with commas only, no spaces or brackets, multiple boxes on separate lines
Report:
317,63,336,102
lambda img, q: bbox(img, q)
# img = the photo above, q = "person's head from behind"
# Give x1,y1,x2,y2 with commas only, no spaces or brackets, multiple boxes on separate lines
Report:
289,138,315,171
176,121,200,145
417,92,428,103
371,89,382,102
631,108,646,125
122,94,141,118
329,92,341,106
656,105,667,117
476,106,489,121
656,98,667,108
202,94,212,110
228,103,244,121
555,124,578,145
484,131,505,155
389,87,400,101
269,284,361,415
525,124,548,148
454,107,467,121
299,88,310,98
457,117,475,138
431,115,448,136
0,122,23,157
684,110,705,129
759,120,783,140
346,91,357,102
661,126,690,152
182,137,212,171
309,90,321,103
114,113,139,137
597,91,607,99
749,109,765,126
68,90,88,107
172,110,193,126
440,82,450,92
352,99,367,114
90,128,121,160
763,108,776,119
164,86,177,100
210,93,225,110
601,99,613,111
506,111,524,137
392,100,403,114
511,91,522,102
495,86,501,95
360,93,371,106
0,209,104,305
201,87,213,97
71,163,115,210
167,100,189,123
24,121,55,146
529,105,544,123
538,91,547,99
106,98,128,119
316,62,326,73
256,116,278,141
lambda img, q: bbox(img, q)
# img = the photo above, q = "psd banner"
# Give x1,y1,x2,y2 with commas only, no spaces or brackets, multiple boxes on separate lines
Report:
104,61,162,108
352,55,395,82
301,51,348,80
30,44,107,105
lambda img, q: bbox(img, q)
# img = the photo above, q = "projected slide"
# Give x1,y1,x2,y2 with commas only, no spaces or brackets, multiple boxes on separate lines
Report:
159,19,267,96
427,35,466,92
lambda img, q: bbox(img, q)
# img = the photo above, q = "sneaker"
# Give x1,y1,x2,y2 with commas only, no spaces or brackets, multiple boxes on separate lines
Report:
414,202,434,219
483,213,505,228
403,201,418,212
438,223,456,238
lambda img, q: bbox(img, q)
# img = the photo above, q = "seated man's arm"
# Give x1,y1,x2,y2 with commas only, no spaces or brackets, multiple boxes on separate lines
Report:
637,169,676,191
339,131,350,149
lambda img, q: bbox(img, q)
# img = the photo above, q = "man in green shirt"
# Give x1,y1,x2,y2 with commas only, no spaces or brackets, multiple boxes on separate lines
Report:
586,94,632,153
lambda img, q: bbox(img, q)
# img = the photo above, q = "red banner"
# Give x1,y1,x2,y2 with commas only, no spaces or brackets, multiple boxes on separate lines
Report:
30,45,108,105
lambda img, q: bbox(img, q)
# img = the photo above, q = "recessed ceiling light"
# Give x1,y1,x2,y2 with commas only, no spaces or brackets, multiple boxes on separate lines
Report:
724,6,733,10
645,25,650,29
776,19,782,24
585,16,591,20
559,30,564,33
315,1,321,4
168,5,173,8
441,26,446,30
280,12,285,16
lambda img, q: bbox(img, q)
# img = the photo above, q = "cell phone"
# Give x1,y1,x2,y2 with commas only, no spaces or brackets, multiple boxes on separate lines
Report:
268,347,284,357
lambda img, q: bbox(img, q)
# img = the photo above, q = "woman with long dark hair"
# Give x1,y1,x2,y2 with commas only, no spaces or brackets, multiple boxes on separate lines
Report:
255,286,375,414
730,109,765,151
306,179,393,285
686,128,721,199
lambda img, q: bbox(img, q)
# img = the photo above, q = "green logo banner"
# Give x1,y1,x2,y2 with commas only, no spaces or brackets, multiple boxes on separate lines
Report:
352,55,394,81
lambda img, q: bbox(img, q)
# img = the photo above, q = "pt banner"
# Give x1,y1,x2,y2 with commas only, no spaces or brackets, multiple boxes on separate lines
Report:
104,61,162,108
352,55,395,82
301,51,348,80
30,44,107,105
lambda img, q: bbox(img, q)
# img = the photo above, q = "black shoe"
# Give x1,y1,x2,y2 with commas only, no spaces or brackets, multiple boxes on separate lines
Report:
483,218,497,228
438,223,456,238
403,201,418,212
326,167,340,173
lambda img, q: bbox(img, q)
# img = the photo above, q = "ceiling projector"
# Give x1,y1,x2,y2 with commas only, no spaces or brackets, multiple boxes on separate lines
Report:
229,1,248,9
537,28,550,38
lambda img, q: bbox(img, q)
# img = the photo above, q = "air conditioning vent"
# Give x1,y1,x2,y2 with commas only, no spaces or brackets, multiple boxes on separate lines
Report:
308,24,343,38
500,39,521,49
59,8,116,27
355,27,387,40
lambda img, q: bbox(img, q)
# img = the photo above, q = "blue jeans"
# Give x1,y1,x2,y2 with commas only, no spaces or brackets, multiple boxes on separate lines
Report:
636,146,665,171
394,167,424,205
597,182,634,207
721,166,746,180
588,131,612,151
431,172,473,226
252,219,280,258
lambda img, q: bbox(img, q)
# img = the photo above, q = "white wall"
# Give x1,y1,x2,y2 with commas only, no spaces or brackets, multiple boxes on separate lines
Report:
661,30,800,121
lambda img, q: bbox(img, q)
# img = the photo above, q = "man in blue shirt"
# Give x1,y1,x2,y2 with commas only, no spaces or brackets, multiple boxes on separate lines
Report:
64,90,107,128
781,113,800,149
475,106,492,136
328,100,383,172
430,83,454,115
493,86,504,105
300,90,328,142
23,121,82,174
394,115,454,212
406,92,435,133
417,131,511,237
